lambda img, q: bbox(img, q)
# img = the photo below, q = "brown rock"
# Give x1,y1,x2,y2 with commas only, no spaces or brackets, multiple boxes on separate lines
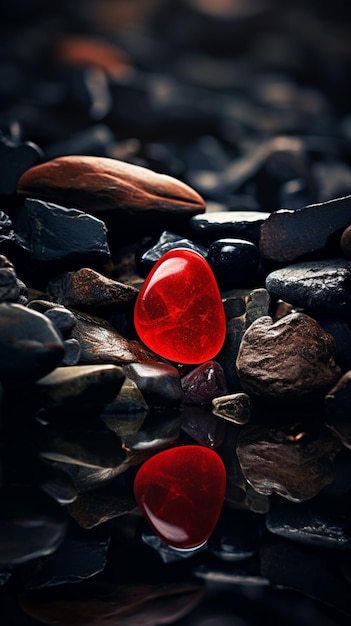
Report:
212,392,251,425
236,312,341,399
236,419,342,502
17,156,206,236
46,267,138,312
70,309,165,366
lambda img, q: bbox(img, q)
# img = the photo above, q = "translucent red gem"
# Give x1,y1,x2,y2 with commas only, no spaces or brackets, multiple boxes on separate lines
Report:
133,249,226,364
133,445,226,550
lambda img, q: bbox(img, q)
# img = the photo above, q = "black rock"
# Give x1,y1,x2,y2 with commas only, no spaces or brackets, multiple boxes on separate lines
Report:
260,195,351,265
190,210,270,245
12,198,111,284
123,361,182,407
265,259,351,315
0,303,64,384
207,238,260,289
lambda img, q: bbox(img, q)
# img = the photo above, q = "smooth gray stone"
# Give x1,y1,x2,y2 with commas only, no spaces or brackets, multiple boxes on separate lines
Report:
265,259,351,314
32,364,125,409
0,303,64,383
123,361,182,407
60,338,81,366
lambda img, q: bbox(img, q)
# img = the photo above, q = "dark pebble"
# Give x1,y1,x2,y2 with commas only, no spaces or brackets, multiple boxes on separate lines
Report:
190,210,270,245
123,361,182,407
60,338,81,366
43,306,77,338
265,259,351,316
207,238,260,289
181,360,228,405
0,303,64,384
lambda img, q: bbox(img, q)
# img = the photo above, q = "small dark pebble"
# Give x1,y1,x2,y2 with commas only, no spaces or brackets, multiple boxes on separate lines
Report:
190,210,270,246
207,238,260,289
123,361,182,407
181,360,228,405
43,306,77,338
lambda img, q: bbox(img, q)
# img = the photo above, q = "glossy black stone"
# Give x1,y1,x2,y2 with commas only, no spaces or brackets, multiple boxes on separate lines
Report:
207,238,260,289
190,211,270,245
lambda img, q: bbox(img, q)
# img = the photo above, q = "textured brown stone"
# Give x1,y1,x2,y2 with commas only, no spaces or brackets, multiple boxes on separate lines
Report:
212,392,251,425
236,420,342,501
17,156,206,225
70,309,165,365
236,312,341,399
46,267,138,312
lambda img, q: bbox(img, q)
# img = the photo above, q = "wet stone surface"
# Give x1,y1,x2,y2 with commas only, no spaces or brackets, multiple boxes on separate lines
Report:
1,1,351,625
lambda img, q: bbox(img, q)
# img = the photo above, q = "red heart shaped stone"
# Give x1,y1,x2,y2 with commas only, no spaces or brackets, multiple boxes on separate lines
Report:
134,249,226,364
133,445,226,550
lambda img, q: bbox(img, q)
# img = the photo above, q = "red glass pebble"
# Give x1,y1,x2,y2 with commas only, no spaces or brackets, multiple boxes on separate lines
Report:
133,445,226,550
134,249,226,364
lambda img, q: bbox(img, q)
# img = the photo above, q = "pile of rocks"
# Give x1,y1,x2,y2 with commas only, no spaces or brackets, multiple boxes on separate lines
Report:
1,1,351,624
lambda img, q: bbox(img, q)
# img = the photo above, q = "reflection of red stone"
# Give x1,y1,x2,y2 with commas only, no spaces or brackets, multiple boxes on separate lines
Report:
134,249,226,364
134,445,226,549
